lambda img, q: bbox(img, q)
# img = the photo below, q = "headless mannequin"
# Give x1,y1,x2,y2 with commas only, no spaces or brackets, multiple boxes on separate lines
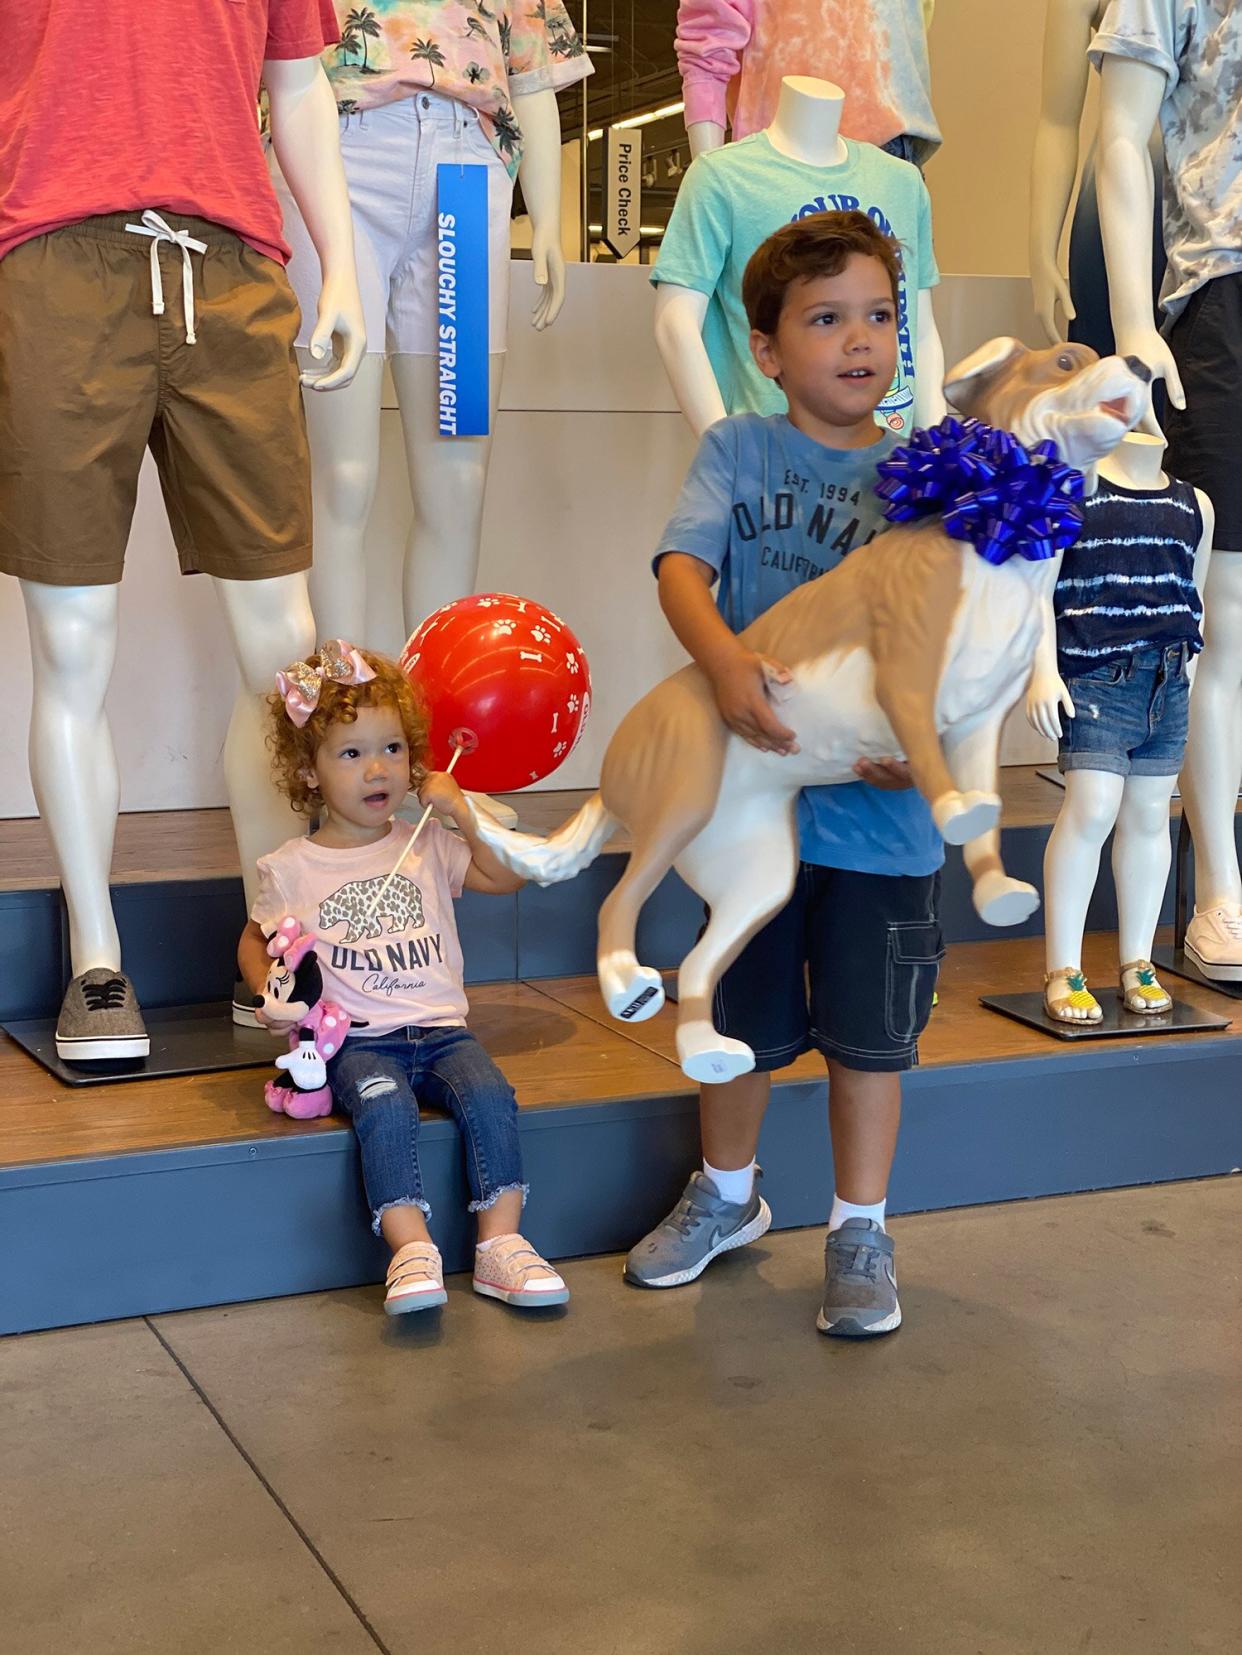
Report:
298,88,568,647
658,76,946,438
23,57,365,984
1097,55,1242,949
1026,432,1213,1018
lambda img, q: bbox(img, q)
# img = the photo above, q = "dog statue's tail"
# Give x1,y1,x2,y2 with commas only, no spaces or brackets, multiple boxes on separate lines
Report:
466,793,617,887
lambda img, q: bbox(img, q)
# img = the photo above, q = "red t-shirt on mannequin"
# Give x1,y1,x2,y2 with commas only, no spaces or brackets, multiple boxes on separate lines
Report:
0,0,339,265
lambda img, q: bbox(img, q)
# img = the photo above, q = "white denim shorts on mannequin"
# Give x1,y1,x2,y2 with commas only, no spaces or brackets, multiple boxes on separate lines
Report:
269,93,515,357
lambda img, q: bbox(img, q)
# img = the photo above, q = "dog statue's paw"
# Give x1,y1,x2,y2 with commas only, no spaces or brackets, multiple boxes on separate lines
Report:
602,962,666,1023
677,1028,756,1085
973,869,1040,927
933,789,1002,846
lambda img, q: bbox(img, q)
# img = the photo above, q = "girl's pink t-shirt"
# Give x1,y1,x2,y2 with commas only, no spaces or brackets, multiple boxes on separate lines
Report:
252,820,474,1036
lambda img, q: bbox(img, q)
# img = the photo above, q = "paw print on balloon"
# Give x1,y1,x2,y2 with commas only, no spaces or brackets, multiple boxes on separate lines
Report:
567,693,580,714
493,618,517,635
476,596,500,608
531,625,552,644
565,652,580,674
552,740,568,758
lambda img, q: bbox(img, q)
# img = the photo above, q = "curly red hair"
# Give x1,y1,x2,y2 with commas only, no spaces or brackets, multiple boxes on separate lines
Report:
267,647,430,817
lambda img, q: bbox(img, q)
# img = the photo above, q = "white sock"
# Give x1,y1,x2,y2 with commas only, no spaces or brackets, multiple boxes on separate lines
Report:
829,1195,886,1233
703,1158,756,1205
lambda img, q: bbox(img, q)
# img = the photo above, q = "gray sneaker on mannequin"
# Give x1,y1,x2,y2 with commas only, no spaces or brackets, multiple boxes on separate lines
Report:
624,1170,772,1288
817,1217,901,1337
55,969,150,1062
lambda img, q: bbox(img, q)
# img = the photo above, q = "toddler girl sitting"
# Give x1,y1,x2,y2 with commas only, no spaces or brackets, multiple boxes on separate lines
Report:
237,640,568,1315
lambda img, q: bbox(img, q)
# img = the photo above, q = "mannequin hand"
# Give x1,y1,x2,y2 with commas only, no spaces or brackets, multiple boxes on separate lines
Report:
708,650,800,755
1031,262,1075,347
530,224,566,331
302,271,367,392
1026,671,1075,741
418,770,469,825
854,757,915,790
1114,324,1185,430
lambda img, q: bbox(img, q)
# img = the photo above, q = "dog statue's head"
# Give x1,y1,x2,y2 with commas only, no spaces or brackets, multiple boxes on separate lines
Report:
943,339,1149,478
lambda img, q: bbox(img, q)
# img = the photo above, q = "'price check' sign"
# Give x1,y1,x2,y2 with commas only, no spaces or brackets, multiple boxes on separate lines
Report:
603,127,642,261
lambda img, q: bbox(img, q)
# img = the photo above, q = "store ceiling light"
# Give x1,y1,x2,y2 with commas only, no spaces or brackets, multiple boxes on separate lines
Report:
587,101,685,142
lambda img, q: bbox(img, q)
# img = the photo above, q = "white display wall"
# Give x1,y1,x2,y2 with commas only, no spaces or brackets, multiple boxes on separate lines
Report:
0,264,1051,821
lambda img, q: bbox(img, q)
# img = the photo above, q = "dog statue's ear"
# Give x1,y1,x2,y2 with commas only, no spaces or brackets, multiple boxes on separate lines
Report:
943,337,1028,414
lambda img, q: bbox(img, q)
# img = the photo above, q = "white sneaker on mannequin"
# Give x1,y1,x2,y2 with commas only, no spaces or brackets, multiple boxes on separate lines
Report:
1185,906,1242,981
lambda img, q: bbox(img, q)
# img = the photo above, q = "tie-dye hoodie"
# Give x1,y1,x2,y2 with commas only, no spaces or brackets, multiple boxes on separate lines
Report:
676,0,939,165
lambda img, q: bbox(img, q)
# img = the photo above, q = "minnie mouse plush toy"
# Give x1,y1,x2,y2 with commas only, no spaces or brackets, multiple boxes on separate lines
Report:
256,917,352,1120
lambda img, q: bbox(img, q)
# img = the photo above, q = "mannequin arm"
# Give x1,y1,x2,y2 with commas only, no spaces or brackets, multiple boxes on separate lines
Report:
514,88,566,330
265,58,365,391
688,120,727,158
1025,571,1074,741
914,289,946,429
655,284,728,435
1029,0,1098,343
1097,55,1181,416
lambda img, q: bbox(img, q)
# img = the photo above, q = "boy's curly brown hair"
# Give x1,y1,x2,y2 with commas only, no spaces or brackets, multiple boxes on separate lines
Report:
267,647,431,818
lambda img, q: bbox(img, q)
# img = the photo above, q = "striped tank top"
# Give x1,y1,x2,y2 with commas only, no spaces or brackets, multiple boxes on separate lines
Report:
1053,476,1203,675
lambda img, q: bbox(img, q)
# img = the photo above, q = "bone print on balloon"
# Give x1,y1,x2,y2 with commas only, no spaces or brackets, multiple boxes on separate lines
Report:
319,875,425,945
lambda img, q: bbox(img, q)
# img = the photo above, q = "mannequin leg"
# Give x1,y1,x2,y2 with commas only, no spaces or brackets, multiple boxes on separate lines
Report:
214,573,316,905
298,351,386,642
390,352,505,631
1180,556,1242,911
1043,771,1125,1017
1113,775,1177,963
20,582,122,974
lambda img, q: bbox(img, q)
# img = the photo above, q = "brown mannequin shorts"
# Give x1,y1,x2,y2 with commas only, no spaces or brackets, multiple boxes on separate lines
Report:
0,212,312,587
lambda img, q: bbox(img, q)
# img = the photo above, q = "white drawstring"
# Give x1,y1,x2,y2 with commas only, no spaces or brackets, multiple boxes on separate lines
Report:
124,210,208,345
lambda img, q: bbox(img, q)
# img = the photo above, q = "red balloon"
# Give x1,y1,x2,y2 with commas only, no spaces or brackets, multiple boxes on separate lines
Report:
400,594,592,792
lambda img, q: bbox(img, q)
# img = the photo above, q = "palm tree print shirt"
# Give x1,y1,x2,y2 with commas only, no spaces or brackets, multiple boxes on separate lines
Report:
325,2,592,175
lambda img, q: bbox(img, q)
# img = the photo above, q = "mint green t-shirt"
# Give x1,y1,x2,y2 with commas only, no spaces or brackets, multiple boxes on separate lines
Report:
653,135,939,438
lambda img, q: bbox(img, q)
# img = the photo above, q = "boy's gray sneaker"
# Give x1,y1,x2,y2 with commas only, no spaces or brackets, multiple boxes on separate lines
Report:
55,969,150,1062
624,1170,772,1288
816,1217,901,1337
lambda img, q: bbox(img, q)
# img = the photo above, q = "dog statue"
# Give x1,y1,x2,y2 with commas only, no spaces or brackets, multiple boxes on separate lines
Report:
468,340,1151,1082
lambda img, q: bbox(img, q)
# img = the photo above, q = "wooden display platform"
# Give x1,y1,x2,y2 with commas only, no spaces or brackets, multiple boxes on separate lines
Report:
4,930,1235,1177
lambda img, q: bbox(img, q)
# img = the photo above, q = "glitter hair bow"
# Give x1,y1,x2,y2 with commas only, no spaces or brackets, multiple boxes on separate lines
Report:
275,639,376,727
875,416,1085,565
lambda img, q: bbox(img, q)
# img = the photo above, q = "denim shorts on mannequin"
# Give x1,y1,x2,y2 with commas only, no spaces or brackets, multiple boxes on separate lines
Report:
268,93,515,357
1058,645,1192,778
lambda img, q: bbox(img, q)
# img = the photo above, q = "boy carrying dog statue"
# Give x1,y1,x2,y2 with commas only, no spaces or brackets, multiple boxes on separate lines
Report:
468,211,1150,1338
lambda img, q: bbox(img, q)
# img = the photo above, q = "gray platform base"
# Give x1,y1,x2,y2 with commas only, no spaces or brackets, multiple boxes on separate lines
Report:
1,1001,276,1086
1150,943,1242,1000
980,989,1229,1041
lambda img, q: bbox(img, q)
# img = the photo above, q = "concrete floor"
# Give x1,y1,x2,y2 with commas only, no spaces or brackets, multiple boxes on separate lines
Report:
2,1180,1238,1655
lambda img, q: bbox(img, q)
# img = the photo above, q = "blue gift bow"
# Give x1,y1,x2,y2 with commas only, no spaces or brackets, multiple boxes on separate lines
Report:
875,416,1085,565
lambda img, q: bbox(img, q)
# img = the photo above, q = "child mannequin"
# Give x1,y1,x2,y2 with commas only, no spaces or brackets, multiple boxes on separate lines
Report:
237,642,568,1314
1027,432,1214,1020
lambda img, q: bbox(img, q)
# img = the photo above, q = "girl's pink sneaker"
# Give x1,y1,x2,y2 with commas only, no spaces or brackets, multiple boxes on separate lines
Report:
472,1235,569,1308
384,1242,447,1314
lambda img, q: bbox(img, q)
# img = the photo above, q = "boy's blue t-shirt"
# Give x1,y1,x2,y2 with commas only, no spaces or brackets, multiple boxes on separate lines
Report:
653,412,944,879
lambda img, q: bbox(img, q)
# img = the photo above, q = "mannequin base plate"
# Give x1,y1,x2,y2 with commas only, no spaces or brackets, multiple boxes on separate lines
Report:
1149,944,1242,1000
2,1001,276,1087
979,989,1228,1042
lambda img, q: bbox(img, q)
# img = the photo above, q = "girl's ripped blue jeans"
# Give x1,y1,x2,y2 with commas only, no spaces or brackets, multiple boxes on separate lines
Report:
327,1025,526,1233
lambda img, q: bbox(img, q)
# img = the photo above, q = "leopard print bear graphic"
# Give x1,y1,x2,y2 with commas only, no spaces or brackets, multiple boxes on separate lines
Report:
318,875,425,944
